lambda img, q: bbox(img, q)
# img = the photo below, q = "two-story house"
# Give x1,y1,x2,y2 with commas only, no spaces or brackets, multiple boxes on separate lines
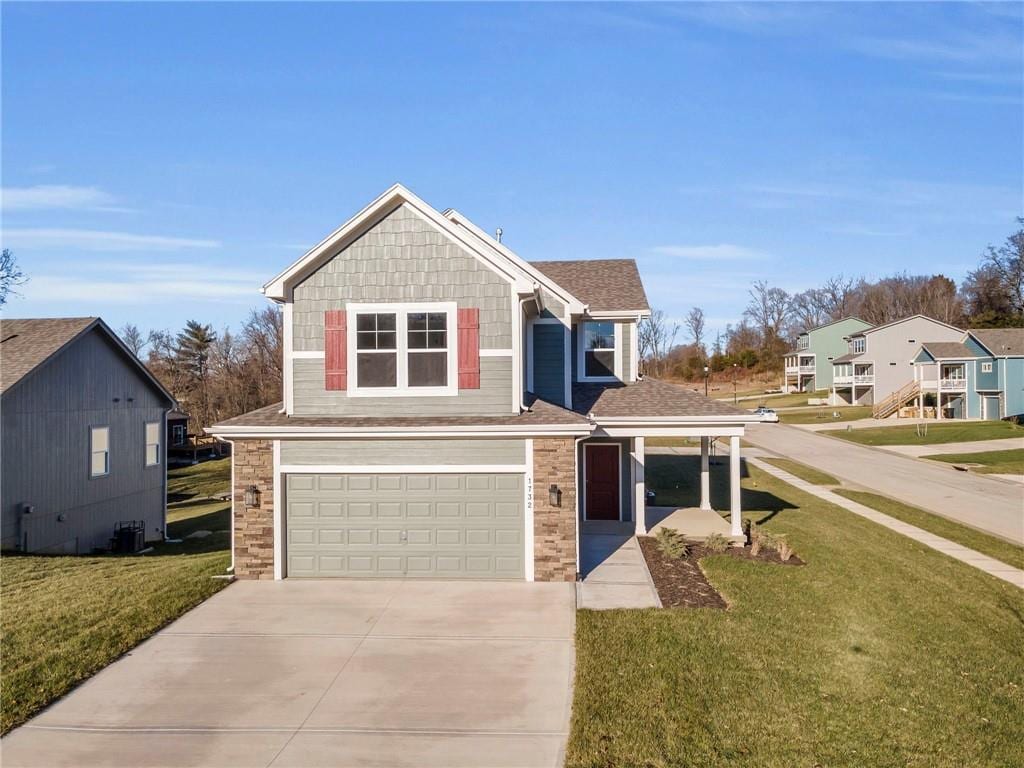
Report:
209,185,756,582
829,315,963,413
910,328,1024,420
784,317,871,393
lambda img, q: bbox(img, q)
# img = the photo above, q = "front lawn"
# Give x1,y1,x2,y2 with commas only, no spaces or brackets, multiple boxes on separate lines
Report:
822,419,1024,446
834,489,1024,570
1,459,233,734
568,460,1024,768
921,448,1024,475
760,457,839,485
779,405,873,425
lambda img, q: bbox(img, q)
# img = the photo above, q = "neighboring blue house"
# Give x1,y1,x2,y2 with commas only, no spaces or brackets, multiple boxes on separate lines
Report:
910,328,1024,420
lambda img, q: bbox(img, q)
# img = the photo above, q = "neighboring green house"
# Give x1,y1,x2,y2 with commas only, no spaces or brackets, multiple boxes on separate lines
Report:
910,328,1024,420
784,317,871,392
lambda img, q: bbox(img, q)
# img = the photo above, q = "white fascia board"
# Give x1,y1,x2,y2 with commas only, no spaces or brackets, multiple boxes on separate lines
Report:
263,184,533,300
206,424,595,439
597,425,745,438
443,209,586,313
593,415,763,425
584,310,649,320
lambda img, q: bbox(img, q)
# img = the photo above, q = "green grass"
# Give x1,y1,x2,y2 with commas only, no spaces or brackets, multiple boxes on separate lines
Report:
780,405,873,425
167,457,231,502
1,459,233,734
567,459,1024,768
761,457,840,485
823,420,1024,446
834,489,1024,571
921,448,1024,475
750,390,830,408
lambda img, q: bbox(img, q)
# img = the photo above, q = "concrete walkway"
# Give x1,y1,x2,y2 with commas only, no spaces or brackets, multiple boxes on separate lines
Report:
577,530,660,610
751,458,1024,589
880,437,1024,457
746,423,1024,545
2,580,577,768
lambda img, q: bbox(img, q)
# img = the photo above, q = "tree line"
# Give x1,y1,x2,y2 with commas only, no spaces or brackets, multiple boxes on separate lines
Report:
120,308,283,433
642,219,1024,382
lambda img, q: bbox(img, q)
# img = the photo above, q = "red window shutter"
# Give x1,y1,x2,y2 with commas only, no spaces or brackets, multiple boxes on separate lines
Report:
324,310,347,391
457,307,480,389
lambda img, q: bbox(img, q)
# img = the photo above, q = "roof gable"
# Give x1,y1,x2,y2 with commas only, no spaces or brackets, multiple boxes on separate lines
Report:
967,328,1024,357
863,314,964,336
806,316,871,336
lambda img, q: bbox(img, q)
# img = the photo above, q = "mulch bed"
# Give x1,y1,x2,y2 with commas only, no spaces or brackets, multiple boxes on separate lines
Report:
638,536,804,610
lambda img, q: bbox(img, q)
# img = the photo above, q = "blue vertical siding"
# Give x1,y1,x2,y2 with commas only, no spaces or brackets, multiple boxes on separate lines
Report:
532,323,566,406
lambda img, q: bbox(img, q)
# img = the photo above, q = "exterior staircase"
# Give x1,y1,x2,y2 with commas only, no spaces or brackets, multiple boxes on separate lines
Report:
872,380,920,419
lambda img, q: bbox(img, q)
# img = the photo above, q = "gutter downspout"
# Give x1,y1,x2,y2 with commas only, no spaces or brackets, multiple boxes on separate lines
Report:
519,294,533,412
225,438,235,573
573,433,588,582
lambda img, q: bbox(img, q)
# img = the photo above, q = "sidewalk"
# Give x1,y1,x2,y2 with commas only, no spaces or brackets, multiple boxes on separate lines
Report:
750,457,1024,589
880,437,1024,457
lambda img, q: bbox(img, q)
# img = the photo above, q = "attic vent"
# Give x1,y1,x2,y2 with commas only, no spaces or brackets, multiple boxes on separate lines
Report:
908,339,915,343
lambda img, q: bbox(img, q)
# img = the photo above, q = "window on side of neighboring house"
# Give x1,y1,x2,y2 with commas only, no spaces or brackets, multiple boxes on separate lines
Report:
982,361,993,373
91,426,110,477
582,321,617,379
172,423,187,445
145,422,161,467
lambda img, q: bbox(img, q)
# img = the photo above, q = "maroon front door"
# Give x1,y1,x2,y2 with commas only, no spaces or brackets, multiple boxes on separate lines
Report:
585,444,620,520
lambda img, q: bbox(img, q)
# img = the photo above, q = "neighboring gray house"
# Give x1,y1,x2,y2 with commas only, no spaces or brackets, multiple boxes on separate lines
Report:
1,318,175,553
209,184,758,582
830,315,964,413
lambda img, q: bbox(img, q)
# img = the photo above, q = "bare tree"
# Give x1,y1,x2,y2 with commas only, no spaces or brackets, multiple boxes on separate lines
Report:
0,249,27,306
638,309,679,377
979,218,1024,317
819,274,859,320
789,288,829,333
684,307,706,360
119,323,146,357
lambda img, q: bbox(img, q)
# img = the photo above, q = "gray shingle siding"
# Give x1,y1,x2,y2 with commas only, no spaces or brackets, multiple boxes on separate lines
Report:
532,324,566,406
293,356,513,416
292,204,512,352
280,439,526,466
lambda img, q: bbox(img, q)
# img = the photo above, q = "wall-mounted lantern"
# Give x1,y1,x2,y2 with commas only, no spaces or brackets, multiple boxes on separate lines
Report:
244,485,261,508
548,484,562,507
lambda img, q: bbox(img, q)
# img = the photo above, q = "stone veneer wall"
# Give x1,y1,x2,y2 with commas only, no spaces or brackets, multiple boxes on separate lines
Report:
533,437,578,581
232,439,275,579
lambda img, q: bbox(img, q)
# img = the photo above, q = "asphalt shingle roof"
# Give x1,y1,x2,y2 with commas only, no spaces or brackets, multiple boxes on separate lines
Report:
970,328,1024,356
530,259,650,312
0,317,97,395
571,378,750,419
920,341,977,359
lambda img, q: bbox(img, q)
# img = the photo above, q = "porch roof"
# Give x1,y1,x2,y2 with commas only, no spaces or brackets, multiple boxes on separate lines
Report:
918,341,978,361
571,378,753,422
832,352,862,364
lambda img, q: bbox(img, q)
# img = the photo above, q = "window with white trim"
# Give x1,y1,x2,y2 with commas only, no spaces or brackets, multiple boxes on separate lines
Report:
90,426,109,477
981,361,993,373
349,303,457,396
581,321,618,380
850,337,866,354
145,422,161,466
172,423,187,445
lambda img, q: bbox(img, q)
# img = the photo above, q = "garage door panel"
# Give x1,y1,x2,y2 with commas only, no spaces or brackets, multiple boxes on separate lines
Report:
286,472,524,579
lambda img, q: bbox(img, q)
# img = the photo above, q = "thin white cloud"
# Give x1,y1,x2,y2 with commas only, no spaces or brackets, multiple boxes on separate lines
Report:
1,185,128,212
3,228,220,251
651,244,770,261
848,32,1022,64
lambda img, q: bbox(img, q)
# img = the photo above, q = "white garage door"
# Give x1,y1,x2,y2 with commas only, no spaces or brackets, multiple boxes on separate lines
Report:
286,472,524,579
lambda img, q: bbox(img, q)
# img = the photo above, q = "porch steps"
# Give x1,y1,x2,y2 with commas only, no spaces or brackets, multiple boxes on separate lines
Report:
873,380,920,419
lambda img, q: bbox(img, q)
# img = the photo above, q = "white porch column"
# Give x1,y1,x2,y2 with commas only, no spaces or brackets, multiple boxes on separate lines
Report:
699,436,712,510
632,436,646,536
729,435,742,538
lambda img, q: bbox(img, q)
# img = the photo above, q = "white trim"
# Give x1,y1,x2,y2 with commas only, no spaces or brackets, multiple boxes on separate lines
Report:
144,420,162,467
226,438,235,573
596,414,760,424
582,442,623,522
729,435,742,537
577,320,623,383
283,303,294,414
273,440,283,580
597,426,745,438
585,310,650,320
524,438,535,582
525,318,535,393
563,318,572,408
279,463,529,474
291,350,325,359
632,436,646,535
346,302,458,398
479,348,514,357
209,425,593,438
263,186,535,299
630,321,639,383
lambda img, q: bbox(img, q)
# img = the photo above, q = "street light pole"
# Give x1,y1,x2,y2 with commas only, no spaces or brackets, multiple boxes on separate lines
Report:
704,365,710,397
733,363,738,404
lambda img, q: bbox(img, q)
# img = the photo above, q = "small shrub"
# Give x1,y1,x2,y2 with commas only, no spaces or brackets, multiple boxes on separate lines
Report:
655,528,689,559
775,536,794,562
749,523,768,556
703,532,730,554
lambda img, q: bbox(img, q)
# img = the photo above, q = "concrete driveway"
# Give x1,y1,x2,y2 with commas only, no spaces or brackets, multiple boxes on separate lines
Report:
2,580,576,768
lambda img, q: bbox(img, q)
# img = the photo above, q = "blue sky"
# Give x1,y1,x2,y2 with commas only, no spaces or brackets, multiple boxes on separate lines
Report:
3,2,1021,343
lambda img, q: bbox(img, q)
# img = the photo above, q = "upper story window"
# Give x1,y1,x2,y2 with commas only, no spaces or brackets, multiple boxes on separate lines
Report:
797,336,809,350
850,337,866,354
981,361,993,373
145,422,161,467
348,303,457,396
90,426,109,477
580,321,619,381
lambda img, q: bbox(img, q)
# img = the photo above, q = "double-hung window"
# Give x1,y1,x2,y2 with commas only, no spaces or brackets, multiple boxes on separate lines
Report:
981,361,993,373
145,422,161,466
349,303,457,395
851,338,865,354
580,321,619,380
90,426,110,477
